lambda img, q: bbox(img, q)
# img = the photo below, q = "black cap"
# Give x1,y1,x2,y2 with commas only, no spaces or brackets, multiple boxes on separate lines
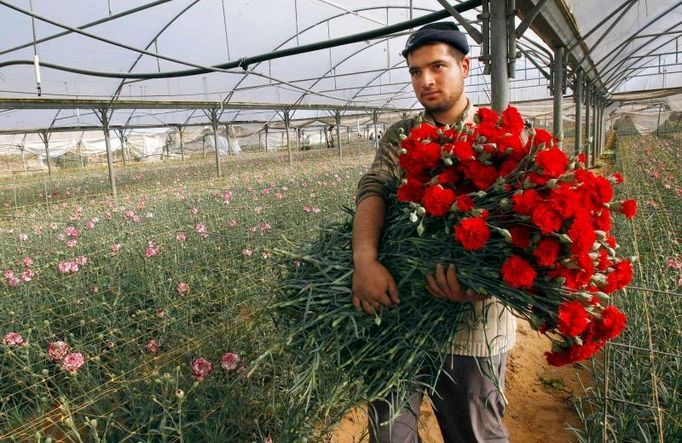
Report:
401,22,470,58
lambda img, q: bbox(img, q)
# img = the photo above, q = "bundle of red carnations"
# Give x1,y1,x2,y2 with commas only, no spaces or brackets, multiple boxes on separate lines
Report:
254,106,636,439
396,105,635,365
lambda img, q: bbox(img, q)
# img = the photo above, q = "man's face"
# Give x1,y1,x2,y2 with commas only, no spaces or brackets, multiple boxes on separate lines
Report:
407,43,470,114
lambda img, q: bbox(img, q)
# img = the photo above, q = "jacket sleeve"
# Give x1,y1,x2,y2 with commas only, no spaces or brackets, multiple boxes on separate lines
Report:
355,120,409,205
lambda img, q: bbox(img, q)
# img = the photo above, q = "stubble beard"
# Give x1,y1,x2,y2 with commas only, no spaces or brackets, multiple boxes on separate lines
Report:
419,83,464,115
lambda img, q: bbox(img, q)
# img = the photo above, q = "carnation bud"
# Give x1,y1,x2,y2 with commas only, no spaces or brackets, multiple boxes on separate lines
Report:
545,179,559,189
629,255,639,263
64,417,75,428
505,147,514,155
477,136,486,144
443,157,453,166
475,191,487,198
400,148,408,155
399,134,407,141
499,198,511,210
42,369,49,376
436,128,443,135
416,206,426,216
409,212,418,223
558,234,572,244
401,178,408,185
592,273,608,288
473,144,485,153
554,276,567,285
90,419,98,428
497,228,513,242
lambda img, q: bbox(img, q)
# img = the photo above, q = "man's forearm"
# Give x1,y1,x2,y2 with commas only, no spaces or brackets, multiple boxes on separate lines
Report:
352,195,386,264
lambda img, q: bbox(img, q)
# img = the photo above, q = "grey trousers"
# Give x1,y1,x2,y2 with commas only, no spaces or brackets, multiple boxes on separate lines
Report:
368,353,509,443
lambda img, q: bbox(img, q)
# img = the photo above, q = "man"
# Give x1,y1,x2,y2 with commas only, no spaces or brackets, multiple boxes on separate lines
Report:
352,22,516,443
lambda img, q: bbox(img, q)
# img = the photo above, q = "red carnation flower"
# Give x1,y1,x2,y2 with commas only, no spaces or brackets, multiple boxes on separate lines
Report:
620,199,637,219
557,300,589,337
577,152,587,164
454,217,490,250
568,212,596,256
531,203,564,234
512,189,542,216
597,248,611,271
591,306,627,340
549,184,578,219
535,147,568,178
612,172,624,184
437,167,461,185
532,128,554,148
397,178,426,203
604,259,633,293
545,340,604,366
410,122,439,141
510,226,531,249
463,161,499,190
455,195,474,212
422,185,456,217
533,237,561,267
593,209,612,232
501,255,537,288
476,107,499,125
501,106,524,136
450,140,475,162
499,158,519,177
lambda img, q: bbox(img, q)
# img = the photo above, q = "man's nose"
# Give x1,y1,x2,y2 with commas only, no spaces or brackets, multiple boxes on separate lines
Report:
421,71,435,88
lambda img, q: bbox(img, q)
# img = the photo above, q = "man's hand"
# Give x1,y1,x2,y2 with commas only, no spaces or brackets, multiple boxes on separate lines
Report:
426,263,488,303
352,259,400,315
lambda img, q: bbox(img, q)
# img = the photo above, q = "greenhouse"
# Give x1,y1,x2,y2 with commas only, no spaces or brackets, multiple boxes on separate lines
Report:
0,0,679,442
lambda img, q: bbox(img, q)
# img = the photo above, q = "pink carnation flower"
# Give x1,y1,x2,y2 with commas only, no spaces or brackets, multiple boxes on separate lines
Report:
48,341,70,362
3,332,25,346
146,339,160,354
21,269,34,282
220,352,241,372
60,352,85,373
22,257,33,267
191,357,214,381
176,282,190,294
176,232,186,242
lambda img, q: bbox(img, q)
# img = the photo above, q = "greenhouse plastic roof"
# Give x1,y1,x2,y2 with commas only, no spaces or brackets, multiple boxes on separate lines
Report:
0,0,680,132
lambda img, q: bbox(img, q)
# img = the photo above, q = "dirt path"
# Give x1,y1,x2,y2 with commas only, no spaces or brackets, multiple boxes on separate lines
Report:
331,320,589,443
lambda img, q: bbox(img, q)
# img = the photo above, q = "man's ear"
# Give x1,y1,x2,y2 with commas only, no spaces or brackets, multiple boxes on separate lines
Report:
461,56,470,78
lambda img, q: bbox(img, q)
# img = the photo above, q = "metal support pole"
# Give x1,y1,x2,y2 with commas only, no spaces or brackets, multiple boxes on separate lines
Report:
41,131,52,177
574,69,583,156
507,0,517,79
264,124,269,152
116,130,127,167
552,46,564,141
20,134,27,172
584,87,591,166
96,108,118,202
209,109,222,177
591,94,598,165
335,110,342,157
489,0,510,112
372,110,379,149
283,110,292,165
178,126,185,161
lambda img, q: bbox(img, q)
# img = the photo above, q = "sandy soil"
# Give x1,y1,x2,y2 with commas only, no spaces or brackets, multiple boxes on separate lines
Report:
330,320,590,443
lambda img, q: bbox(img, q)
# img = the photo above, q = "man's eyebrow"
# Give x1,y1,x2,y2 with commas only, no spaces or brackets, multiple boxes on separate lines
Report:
408,59,450,70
